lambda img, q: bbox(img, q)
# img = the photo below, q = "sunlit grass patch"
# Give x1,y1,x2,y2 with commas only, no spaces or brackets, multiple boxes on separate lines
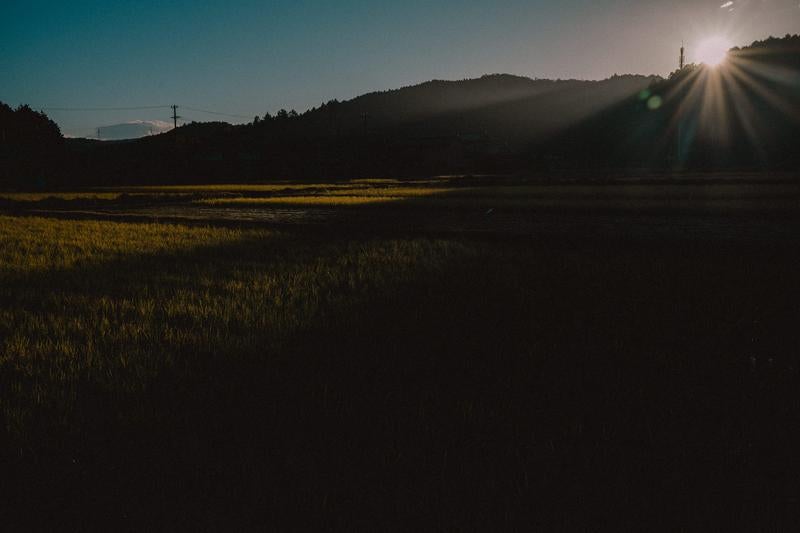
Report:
99,177,461,196
106,183,356,194
193,186,457,207
349,178,402,185
323,187,456,197
194,195,409,207
0,215,252,275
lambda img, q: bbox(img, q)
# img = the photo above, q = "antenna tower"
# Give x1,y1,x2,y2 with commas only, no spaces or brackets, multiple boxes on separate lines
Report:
676,41,686,167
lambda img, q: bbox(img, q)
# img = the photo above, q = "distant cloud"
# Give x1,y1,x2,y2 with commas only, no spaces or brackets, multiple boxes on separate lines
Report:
96,120,172,140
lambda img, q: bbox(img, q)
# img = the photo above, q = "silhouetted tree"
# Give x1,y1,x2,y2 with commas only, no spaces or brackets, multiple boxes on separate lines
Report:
0,103,64,187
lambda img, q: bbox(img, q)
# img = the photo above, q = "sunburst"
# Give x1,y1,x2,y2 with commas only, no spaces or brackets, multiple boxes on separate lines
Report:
696,36,733,67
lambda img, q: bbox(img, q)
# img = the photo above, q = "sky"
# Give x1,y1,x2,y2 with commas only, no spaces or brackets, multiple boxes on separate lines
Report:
2,0,799,138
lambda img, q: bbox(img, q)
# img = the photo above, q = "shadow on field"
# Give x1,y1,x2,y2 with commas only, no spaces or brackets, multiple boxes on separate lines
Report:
4,226,800,530
6,180,800,244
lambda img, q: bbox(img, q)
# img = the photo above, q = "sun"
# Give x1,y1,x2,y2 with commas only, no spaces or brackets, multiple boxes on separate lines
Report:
695,36,733,67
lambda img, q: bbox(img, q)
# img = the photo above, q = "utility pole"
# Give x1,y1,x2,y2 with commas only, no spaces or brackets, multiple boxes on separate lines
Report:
676,42,685,168
171,105,181,130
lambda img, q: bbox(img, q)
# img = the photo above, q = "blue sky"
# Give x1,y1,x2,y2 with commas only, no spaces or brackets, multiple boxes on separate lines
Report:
2,0,799,137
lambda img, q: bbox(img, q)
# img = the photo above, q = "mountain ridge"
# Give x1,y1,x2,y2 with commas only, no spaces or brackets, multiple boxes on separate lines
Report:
2,35,798,185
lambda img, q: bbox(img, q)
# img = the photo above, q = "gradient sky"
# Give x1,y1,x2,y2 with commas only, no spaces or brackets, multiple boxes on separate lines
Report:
2,0,799,137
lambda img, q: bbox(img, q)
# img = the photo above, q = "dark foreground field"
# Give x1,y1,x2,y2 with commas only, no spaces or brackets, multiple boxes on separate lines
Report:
3,178,800,530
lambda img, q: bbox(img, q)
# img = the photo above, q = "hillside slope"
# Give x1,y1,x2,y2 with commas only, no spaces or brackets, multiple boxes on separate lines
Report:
59,74,657,184
544,35,800,171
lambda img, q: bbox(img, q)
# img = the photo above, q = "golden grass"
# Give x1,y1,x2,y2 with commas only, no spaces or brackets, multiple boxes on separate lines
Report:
8,182,799,214
0,215,471,437
322,187,456,197
192,187,456,207
104,183,358,193
349,178,403,184
96,177,455,195
195,195,408,207
0,215,246,275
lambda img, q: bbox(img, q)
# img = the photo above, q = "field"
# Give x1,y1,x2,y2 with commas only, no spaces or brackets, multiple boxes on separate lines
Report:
3,177,800,529
5,177,800,214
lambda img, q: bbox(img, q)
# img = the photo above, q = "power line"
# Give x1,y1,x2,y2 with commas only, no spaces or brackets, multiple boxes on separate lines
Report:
39,104,250,121
41,105,171,111
181,106,250,119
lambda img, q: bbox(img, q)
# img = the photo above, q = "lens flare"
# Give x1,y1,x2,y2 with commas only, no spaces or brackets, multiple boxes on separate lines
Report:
647,95,663,110
696,36,733,67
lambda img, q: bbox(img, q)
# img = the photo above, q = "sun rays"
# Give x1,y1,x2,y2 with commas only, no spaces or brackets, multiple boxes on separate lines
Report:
645,41,800,168
696,36,734,67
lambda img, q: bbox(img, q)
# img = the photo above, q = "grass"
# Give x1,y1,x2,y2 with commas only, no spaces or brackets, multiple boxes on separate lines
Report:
319,186,456,196
188,182,800,211
98,178,451,195
193,187,455,207
0,192,122,202
0,215,242,275
195,195,410,206
6,182,800,215
3,181,800,529
107,183,357,193
0,216,471,440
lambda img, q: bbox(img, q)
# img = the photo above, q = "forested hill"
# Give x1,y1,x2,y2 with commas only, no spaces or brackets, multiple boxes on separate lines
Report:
53,73,657,184
2,34,799,186
297,74,658,141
